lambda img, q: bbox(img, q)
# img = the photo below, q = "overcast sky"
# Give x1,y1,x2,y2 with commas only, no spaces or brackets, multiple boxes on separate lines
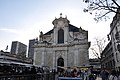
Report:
0,0,118,58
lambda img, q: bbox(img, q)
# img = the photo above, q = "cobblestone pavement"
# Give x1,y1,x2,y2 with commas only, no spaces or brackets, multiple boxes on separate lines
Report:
96,77,102,80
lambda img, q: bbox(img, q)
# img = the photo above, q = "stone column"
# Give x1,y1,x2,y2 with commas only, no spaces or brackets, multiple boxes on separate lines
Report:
74,48,79,66
53,28,58,44
33,49,37,65
41,51,44,66
53,51,56,69
64,27,69,44
64,50,68,67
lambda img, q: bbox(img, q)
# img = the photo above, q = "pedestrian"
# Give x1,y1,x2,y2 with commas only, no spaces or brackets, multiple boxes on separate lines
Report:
118,71,120,80
101,69,109,80
30,66,36,74
109,70,118,80
71,69,77,77
89,73,95,80
84,70,88,80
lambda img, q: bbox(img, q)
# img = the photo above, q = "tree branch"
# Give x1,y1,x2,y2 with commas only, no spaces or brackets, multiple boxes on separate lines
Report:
112,0,120,8
84,0,120,21
96,11,111,21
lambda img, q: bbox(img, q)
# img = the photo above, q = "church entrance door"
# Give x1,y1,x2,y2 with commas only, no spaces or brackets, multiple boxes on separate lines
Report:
57,57,64,72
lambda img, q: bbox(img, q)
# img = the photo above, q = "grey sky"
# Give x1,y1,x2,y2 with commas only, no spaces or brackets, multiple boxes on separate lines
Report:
0,0,117,58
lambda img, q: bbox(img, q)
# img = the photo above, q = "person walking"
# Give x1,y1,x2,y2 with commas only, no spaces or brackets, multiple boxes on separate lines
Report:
109,70,118,80
118,71,120,80
101,69,109,80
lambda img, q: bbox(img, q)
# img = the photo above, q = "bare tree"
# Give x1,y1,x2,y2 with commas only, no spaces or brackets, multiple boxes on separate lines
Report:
83,0,120,22
90,37,107,59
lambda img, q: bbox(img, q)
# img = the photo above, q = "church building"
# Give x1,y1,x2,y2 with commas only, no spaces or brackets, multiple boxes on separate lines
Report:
33,14,91,70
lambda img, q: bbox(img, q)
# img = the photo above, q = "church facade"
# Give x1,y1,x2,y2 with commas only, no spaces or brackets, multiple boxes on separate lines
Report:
33,14,90,70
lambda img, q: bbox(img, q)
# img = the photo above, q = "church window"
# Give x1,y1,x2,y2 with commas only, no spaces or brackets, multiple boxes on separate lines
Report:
58,29,64,44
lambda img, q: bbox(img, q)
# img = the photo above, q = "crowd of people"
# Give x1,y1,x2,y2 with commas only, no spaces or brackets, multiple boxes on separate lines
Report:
58,68,93,80
57,67,120,80
1,64,120,80
101,69,120,80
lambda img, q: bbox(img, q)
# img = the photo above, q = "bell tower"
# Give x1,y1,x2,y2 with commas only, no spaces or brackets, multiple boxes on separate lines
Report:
52,13,70,44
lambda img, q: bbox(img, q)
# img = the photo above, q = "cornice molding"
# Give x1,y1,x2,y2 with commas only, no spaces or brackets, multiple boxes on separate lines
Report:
34,42,90,48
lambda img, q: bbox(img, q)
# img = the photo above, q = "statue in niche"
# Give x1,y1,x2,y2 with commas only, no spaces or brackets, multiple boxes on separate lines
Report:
35,37,38,44
79,27,83,32
39,31,44,41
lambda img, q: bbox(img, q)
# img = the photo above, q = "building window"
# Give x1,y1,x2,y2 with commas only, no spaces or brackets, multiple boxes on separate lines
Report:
112,60,115,68
116,52,119,62
117,44,120,52
58,29,64,44
115,32,119,40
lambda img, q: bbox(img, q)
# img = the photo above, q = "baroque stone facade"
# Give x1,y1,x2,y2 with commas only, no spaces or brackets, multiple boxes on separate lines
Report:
33,14,90,70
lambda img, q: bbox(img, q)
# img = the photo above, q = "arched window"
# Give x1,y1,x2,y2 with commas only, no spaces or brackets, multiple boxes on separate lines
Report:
58,29,64,44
